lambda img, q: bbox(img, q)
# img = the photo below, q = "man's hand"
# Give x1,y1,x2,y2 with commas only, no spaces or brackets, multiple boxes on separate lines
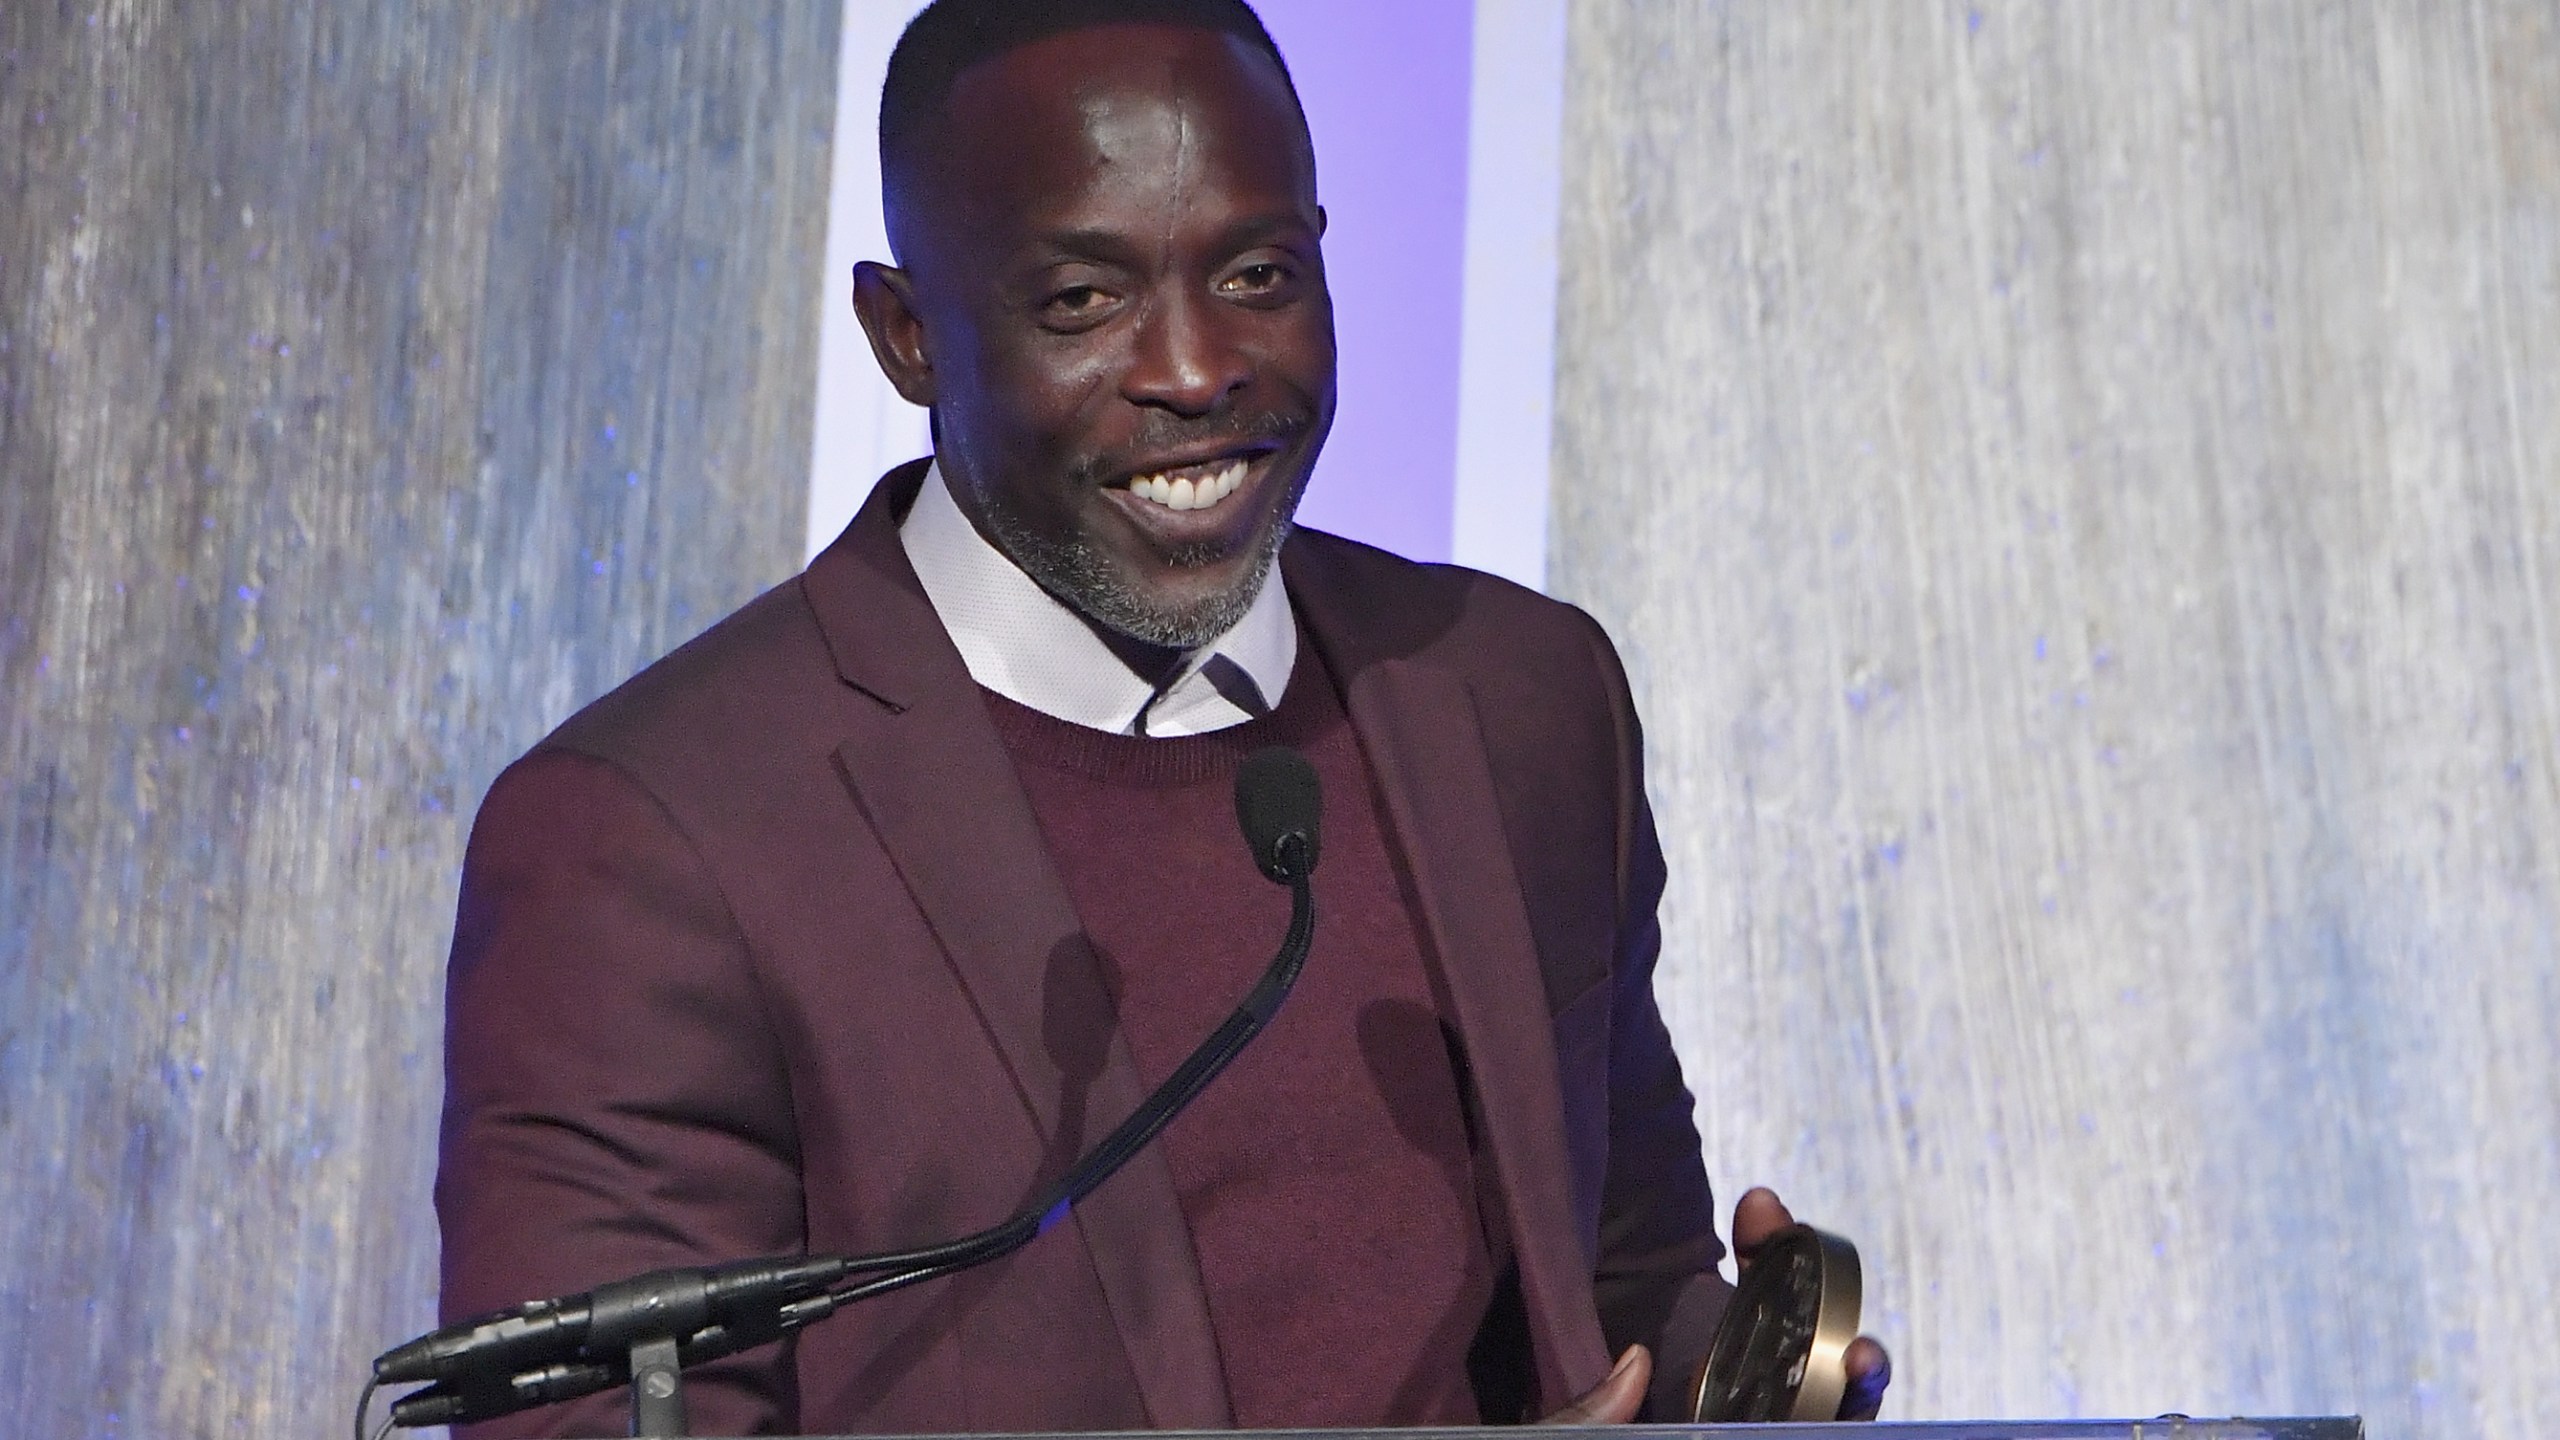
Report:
1541,1187,1894,1426
1735,1186,1894,1421
1539,1344,1653,1425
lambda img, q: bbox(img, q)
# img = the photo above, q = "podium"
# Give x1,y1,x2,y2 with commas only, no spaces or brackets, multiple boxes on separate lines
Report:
535,1413,2366,1439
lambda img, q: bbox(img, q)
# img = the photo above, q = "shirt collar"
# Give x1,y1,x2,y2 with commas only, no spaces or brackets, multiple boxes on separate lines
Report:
898,459,1296,737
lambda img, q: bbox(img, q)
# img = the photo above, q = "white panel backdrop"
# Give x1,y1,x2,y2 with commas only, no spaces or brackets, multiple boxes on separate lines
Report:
1550,3,2560,1436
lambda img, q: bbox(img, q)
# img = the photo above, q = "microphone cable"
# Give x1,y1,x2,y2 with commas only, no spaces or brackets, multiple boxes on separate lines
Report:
799,835,1312,1315
372,748,1323,1431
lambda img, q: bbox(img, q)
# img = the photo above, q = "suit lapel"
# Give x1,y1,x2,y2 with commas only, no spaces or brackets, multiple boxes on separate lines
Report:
806,467,1231,1427
1288,551,1615,1416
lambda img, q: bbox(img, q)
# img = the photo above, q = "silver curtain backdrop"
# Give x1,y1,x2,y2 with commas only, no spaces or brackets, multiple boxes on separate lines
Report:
1551,4,2558,1438
0,3,834,1435
8,2,2556,1438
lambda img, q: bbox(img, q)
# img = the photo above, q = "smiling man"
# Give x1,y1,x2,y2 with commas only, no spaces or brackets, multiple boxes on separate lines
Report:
853,0,1335,735
435,1,1883,1434
866,7,1330,657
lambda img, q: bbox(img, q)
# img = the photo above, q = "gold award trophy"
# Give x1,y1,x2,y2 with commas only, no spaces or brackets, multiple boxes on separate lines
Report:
1685,1224,1863,1423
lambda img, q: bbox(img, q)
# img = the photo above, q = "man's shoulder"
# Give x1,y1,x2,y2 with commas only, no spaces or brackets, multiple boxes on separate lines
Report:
1282,526,1622,685
533,569,843,778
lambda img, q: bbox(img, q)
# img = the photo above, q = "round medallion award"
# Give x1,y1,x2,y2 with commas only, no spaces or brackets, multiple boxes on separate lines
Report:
1685,1223,1862,1423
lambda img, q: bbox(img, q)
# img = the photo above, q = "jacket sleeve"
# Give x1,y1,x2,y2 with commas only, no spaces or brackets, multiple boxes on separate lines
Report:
436,746,803,1437
1581,619,1736,1419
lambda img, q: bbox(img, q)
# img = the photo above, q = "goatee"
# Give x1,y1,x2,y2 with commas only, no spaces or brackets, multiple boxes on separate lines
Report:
982,497,1298,651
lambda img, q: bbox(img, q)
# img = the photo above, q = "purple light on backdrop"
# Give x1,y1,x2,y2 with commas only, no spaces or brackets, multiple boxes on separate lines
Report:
1257,0,1475,564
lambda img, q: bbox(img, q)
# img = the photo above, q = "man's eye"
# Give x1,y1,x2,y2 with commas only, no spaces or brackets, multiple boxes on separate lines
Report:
1219,263,1292,298
1042,286,1115,323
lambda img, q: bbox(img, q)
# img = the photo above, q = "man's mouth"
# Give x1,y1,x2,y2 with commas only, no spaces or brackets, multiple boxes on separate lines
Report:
1124,457,1250,512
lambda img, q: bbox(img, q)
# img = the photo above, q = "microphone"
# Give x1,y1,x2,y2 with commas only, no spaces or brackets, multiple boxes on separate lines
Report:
1235,745,1321,883
373,1254,851,1387
372,746,1325,1432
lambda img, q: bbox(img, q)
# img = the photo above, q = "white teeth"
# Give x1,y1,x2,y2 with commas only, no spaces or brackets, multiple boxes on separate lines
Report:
1129,459,1248,511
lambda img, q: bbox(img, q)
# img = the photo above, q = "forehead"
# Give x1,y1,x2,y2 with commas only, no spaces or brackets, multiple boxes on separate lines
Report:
923,23,1316,241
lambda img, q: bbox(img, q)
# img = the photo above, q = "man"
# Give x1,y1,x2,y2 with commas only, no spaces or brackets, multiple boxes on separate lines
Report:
437,1,1888,1433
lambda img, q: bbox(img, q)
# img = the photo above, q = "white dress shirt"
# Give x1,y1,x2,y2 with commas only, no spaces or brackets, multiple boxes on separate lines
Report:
898,460,1297,737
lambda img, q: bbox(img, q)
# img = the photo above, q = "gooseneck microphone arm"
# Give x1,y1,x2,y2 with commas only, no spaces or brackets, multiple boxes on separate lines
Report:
370,747,1324,1435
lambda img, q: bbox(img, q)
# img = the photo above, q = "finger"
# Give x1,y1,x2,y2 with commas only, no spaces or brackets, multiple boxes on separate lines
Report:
1731,1186,1796,1265
1538,1345,1651,1426
1836,1336,1891,1421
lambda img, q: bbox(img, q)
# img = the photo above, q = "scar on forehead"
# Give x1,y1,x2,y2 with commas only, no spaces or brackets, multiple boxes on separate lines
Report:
1160,98,1199,251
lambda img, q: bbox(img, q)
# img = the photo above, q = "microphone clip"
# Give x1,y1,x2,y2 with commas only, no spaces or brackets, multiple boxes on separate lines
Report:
378,1257,847,1431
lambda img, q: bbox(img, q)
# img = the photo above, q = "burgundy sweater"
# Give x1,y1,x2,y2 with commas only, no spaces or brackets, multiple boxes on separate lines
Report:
983,653,1502,1427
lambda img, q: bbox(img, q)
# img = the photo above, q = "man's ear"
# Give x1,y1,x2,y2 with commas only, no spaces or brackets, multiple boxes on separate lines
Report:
851,261,937,407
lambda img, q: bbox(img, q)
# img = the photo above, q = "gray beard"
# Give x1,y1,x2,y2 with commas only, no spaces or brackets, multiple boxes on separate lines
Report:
982,500,1294,650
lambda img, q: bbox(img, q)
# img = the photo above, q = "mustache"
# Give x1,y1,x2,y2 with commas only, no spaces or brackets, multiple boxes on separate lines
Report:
1075,409,1311,485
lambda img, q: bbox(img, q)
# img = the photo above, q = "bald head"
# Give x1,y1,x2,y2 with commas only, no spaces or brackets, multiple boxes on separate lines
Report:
879,0,1308,263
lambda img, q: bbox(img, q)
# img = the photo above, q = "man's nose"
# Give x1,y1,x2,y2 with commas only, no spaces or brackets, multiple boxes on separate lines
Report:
1121,292,1250,416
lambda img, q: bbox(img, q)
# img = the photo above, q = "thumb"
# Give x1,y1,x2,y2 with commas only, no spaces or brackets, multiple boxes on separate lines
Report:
1540,1345,1651,1425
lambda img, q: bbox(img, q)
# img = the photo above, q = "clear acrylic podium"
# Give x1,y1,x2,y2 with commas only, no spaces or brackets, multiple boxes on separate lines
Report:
535,1418,2369,1440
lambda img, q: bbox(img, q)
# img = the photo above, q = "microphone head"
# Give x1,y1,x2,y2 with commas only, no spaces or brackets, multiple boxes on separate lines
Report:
1234,746,1321,884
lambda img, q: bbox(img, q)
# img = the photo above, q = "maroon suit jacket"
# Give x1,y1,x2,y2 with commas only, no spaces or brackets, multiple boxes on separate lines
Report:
438,462,1731,1435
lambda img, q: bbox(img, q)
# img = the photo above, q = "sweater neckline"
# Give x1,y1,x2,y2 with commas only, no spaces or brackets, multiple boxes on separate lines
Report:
980,643,1342,786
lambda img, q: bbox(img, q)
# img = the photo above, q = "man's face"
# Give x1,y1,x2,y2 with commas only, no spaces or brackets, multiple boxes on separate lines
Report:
859,24,1335,648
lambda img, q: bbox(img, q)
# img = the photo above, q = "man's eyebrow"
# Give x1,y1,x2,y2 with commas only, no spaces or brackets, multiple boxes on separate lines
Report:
1213,212,1319,251
1023,228,1148,264
1015,212,1320,269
